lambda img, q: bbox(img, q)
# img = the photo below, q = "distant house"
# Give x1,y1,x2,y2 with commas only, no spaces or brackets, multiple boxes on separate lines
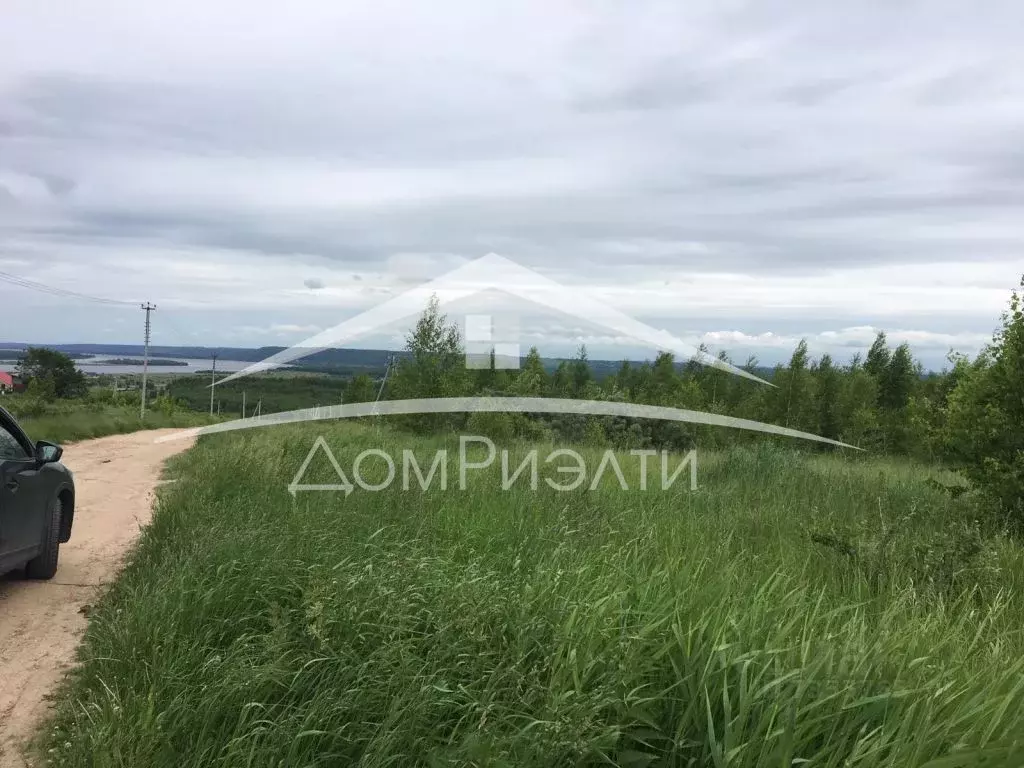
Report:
0,372,25,394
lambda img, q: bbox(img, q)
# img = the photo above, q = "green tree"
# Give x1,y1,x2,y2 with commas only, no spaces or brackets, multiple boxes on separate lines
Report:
551,361,572,397
838,366,881,449
814,354,842,440
864,332,891,380
771,340,816,431
613,360,635,399
569,344,592,397
696,351,732,410
731,356,768,422
473,349,512,393
905,394,939,461
878,342,919,453
511,347,548,396
880,342,917,411
625,362,653,404
389,295,467,431
344,374,376,404
944,277,1024,520
15,347,87,399
721,354,757,411
650,352,681,405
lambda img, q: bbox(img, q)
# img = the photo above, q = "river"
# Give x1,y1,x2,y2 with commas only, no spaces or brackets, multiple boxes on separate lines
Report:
0,356,254,376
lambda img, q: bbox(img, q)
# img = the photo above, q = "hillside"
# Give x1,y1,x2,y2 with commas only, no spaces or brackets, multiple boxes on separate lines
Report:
42,423,1024,767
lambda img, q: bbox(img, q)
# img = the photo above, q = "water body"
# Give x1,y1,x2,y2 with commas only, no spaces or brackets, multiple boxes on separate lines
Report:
0,357,254,376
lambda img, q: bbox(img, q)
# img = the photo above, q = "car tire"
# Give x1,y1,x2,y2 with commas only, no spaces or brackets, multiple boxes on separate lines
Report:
25,496,62,580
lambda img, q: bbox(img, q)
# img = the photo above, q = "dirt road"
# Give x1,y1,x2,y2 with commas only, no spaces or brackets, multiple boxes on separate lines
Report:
0,429,195,768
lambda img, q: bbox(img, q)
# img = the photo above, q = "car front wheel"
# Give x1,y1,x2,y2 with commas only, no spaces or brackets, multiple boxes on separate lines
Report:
25,496,62,580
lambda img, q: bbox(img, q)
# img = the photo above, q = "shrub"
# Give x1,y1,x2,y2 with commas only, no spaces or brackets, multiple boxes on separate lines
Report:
944,277,1024,524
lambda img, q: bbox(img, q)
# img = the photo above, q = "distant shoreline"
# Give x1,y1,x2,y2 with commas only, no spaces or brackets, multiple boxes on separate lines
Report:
0,351,95,362
91,358,190,367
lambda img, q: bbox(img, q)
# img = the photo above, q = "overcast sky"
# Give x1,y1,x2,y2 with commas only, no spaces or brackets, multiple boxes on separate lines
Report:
1,0,1022,368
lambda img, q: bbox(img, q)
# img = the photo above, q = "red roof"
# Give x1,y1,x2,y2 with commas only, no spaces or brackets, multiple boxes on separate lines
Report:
0,372,14,387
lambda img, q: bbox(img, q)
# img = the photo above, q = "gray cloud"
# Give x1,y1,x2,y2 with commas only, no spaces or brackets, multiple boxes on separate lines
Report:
0,0,1022,366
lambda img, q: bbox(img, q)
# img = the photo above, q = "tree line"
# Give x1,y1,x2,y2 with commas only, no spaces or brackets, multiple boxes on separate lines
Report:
366,280,1023,522
7,278,1020,520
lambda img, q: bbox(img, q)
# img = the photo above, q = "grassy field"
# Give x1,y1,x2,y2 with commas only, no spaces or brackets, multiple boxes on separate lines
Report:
165,372,350,417
43,423,1024,767
5,400,215,444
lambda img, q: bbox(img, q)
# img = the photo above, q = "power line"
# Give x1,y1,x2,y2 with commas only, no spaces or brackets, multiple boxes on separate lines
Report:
154,309,198,345
0,269,136,307
374,354,395,405
372,354,395,430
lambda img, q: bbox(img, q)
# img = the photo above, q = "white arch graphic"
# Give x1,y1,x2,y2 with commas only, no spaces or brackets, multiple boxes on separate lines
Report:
158,396,860,449
217,253,771,387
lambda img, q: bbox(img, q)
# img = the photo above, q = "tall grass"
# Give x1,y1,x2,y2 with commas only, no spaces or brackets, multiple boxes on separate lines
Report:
4,399,214,444
44,424,1024,766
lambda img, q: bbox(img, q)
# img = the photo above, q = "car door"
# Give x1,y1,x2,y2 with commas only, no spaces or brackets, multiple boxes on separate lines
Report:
0,415,49,570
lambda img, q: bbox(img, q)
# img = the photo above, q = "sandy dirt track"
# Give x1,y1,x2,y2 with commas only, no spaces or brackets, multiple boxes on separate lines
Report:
0,429,195,768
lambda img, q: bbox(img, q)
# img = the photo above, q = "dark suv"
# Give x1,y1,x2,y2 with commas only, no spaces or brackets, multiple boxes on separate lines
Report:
0,406,75,579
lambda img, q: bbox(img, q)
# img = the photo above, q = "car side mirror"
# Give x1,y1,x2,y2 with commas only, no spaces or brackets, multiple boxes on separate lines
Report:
35,441,63,464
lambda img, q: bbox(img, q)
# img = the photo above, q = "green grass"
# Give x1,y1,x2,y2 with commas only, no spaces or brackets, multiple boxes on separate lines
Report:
10,402,215,444
165,372,351,415
43,424,1024,766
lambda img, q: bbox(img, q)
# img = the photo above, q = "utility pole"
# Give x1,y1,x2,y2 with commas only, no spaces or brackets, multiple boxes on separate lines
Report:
374,355,394,405
242,390,247,419
140,303,156,419
372,355,394,429
209,352,219,416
